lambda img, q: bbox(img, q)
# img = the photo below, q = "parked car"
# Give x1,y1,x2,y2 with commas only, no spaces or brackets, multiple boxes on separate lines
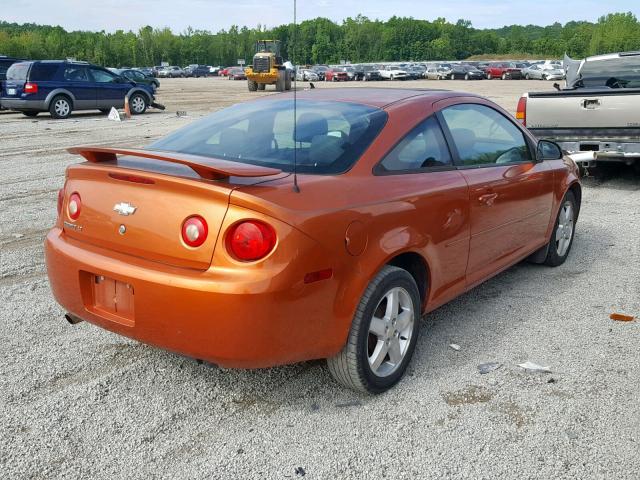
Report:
324,68,349,82
380,65,409,80
151,66,164,77
209,66,223,76
361,65,382,81
312,65,329,81
425,64,452,80
0,56,25,109
519,51,640,171
1,60,157,119
295,69,319,82
406,65,426,80
136,67,154,77
484,62,522,80
447,65,485,80
46,88,581,393
158,66,184,78
522,64,565,81
227,67,247,80
112,68,160,91
184,65,210,78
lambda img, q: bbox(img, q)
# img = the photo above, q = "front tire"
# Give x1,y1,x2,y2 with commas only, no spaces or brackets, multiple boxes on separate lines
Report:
487,73,493,79
502,73,507,80
543,191,577,266
327,265,421,393
247,80,258,91
49,95,72,119
129,93,147,115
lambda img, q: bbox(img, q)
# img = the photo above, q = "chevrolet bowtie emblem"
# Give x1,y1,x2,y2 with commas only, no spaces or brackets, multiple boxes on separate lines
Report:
113,202,137,216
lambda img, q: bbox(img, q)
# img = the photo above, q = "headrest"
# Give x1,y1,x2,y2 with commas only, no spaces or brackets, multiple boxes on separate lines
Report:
294,113,328,143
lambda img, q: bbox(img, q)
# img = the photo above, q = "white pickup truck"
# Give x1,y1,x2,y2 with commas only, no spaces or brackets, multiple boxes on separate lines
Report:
516,51,640,171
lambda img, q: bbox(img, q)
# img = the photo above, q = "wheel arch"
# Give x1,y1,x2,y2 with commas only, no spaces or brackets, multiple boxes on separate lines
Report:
127,87,152,103
45,89,76,109
386,251,430,310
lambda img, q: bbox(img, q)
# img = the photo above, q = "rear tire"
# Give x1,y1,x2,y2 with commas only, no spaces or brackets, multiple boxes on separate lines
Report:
327,265,421,393
49,95,72,119
543,191,577,266
248,80,258,91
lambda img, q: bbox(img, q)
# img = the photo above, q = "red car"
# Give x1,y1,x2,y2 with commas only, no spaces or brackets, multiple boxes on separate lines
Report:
325,68,349,82
484,62,522,80
227,67,247,80
46,88,580,393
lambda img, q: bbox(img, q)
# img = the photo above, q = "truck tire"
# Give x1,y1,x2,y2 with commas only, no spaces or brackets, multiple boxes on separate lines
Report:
49,95,73,119
248,80,258,91
276,71,286,92
285,74,292,90
327,265,421,393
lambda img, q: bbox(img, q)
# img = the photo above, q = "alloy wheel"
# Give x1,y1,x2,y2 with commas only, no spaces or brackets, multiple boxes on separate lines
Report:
131,96,145,113
555,201,574,256
367,287,414,377
54,99,70,117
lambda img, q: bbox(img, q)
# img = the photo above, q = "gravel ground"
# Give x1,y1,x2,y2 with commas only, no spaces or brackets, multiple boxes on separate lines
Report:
1,78,639,479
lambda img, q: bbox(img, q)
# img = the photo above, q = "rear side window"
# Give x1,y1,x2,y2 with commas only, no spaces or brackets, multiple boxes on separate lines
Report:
6,63,30,81
29,63,60,81
377,116,452,173
441,104,531,166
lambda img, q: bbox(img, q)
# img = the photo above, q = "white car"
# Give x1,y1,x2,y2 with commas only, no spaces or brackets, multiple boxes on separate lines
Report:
380,66,408,80
295,69,319,82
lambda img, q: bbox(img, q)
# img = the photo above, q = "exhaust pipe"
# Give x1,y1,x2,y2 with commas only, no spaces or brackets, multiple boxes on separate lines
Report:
65,313,84,325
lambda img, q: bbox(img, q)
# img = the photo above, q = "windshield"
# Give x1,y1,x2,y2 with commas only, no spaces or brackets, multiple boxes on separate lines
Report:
150,100,388,175
577,56,640,88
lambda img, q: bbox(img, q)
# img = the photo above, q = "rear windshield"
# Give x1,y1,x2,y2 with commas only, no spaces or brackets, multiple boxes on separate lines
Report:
6,62,30,81
577,56,640,88
150,100,388,174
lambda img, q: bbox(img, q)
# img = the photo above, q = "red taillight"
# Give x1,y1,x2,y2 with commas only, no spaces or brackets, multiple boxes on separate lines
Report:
67,192,81,220
226,220,276,261
57,189,64,216
181,215,208,248
516,96,527,126
24,82,38,94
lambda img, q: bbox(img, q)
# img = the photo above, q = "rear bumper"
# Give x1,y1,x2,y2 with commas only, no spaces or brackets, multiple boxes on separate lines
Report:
0,98,45,111
45,227,343,368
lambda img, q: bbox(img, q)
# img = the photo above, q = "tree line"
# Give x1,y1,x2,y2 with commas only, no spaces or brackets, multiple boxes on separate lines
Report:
0,12,639,68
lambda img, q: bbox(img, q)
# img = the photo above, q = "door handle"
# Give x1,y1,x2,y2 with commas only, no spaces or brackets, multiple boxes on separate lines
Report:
478,192,498,206
581,99,601,109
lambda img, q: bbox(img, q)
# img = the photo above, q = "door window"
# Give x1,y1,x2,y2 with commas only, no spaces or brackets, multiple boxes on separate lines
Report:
377,116,452,173
90,68,117,83
63,66,90,82
441,104,531,166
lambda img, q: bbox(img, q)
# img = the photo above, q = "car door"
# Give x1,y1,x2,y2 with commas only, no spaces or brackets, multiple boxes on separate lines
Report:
60,65,96,109
373,114,470,307
89,67,128,109
436,100,554,287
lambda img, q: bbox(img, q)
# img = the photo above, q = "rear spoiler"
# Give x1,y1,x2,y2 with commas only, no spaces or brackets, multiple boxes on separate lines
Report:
67,146,282,180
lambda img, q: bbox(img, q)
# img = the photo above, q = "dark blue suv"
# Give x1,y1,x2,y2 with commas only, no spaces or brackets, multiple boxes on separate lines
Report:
1,60,157,119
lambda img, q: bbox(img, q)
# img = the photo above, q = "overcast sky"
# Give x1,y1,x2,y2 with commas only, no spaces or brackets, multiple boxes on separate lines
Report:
3,0,639,32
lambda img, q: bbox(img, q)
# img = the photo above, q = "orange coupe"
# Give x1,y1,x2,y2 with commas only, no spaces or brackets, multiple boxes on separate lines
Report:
46,88,581,393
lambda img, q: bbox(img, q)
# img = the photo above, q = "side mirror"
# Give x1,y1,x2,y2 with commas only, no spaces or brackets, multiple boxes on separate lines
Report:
537,140,563,161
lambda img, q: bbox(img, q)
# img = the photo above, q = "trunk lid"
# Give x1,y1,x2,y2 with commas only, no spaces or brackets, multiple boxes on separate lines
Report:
62,148,284,270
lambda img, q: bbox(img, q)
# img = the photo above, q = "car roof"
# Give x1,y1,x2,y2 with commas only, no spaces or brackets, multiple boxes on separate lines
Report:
273,87,464,109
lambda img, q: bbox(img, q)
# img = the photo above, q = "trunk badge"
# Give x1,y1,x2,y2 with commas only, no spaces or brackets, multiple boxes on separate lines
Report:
114,202,137,216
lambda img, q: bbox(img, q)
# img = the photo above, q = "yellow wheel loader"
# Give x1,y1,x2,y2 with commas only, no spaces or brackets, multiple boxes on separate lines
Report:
245,40,291,92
